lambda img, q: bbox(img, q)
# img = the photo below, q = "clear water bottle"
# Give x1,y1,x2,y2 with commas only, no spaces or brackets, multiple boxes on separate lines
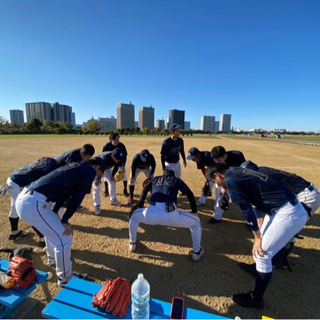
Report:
131,273,150,319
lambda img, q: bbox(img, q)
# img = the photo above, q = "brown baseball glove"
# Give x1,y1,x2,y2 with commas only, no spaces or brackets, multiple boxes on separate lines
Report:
142,178,151,188
91,277,131,318
9,254,38,289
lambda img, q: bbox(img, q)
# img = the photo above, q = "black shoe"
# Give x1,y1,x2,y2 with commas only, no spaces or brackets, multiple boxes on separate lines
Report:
77,205,86,211
238,262,257,276
207,218,222,225
232,291,264,308
123,190,129,197
8,230,31,240
103,191,109,197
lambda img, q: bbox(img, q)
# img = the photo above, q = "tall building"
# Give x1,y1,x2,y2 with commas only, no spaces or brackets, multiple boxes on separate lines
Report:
10,109,24,125
51,102,73,123
215,121,219,132
169,109,185,128
25,102,52,122
156,117,165,130
184,121,191,130
201,116,215,132
219,114,231,131
138,105,154,130
116,102,135,129
98,116,116,130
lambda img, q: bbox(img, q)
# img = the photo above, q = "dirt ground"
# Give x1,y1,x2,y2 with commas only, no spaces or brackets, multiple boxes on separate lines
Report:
0,135,319,319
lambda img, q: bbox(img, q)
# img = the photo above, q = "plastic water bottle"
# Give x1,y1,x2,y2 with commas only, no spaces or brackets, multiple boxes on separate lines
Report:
131,273,150,319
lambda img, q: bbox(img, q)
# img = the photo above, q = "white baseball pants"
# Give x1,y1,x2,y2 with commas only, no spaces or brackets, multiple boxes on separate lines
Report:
165,161,181,179
129,168,151,186
6,177,23,218
93,169,117,205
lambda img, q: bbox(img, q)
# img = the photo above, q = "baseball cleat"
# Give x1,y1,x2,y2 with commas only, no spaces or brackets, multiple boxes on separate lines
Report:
238,262,257,276
58,272,88,287
231,291,264,308
77,205,86,211
103,190,109,197
129,242,136,252
126,197,133,205
111,199,123,206
8,230,31,241
207,217,222,225
94,205,101,215
190,247,205,262
196,200,205,207
123,189,129,197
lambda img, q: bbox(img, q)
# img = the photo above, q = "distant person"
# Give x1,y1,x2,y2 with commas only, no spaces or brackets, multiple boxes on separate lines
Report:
127,149,156,205
209,146,246,224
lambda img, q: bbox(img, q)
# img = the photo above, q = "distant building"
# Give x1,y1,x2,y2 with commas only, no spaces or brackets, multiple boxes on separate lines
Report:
156,117,165,130
215,121,219,132
117,102,135,129
219,114,231,131
138,105,154,130
201,115,215,132
169,109,185,128
98,116,116,130
184,121,191,130
166,117,171,130
10,109,24,125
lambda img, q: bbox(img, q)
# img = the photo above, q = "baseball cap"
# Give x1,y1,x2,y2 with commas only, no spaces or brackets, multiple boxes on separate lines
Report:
112,148,125,162
218,195,230,211
187,147,200,160
170,123,181,131
140,149,150,162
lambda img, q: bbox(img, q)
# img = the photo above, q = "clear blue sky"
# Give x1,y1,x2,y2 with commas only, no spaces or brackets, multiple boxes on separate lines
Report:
1,0,319,131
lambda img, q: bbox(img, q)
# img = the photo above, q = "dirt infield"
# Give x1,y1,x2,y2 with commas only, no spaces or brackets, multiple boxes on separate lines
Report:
0,135,319,319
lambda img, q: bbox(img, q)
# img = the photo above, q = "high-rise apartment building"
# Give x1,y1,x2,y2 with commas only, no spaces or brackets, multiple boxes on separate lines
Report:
98,116,117,131
51,102,73,123
201,115,215,132
138,105,154,130
25,102,52,122
169,109,185,128
116,102,135,129
156,117,165,130
10,109,24,125
219,114,231,131
184,121,191,130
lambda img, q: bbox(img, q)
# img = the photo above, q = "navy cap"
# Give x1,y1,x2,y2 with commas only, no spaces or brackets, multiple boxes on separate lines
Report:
218,194,230,211
170,123,181,131
187,147,200,160
112,148,125,162
163,169,175,177
140,149,150,162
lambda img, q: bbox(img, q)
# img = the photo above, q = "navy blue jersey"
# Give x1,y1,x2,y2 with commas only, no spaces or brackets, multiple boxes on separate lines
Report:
28,161,96,223
196,151,214,169
102,142,127,166
131,153,156,178
10,157,58,188
225,151,246,167
95,151,122,177
160,137,186,168
224,167,296,231
55,148,82,167
138,172,197,213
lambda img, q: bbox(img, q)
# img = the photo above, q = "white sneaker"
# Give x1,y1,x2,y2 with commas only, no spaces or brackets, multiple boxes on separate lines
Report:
47,257,56,266
95,205,101,215
58,271,88,287
191,247,205,262
111,199,123,206
129,242,136,252
196,200,205,207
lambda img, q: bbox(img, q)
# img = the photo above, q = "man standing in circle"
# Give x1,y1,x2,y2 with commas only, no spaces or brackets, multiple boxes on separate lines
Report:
127,149,156,205
160,123,187,179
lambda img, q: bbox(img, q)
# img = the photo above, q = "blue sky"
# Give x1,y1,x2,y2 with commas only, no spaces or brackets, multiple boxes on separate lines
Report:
1,0,319,131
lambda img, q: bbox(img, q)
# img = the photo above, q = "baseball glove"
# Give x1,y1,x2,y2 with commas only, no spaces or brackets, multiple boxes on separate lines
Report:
218,194,230,211
142,178,151,188
91,277,131,318
9,254,38,289
202,183,212,197
116,171,124,182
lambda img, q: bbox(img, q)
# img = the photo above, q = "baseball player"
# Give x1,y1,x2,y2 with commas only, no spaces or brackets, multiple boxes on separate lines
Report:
209,145,246,224
128,169,204,262
15,159,103,287
102,132,129,197
126,149,156,205
206,164,308,308
187,147,215,206
92,148,126,215
55,143,95,166
160,123,187,180
0,157,59,245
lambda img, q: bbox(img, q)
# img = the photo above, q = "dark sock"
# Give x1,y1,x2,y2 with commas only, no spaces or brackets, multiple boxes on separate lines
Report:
129,185,134,198
123,180,128,191
104,181,109,192
32,226,44,238
253,271,272,301
9,217,19,232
